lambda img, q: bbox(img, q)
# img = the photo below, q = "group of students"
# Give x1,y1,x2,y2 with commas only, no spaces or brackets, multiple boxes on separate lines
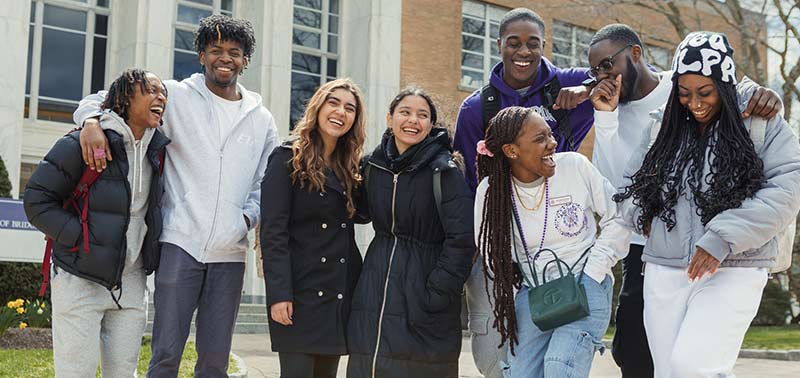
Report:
21,8,800,378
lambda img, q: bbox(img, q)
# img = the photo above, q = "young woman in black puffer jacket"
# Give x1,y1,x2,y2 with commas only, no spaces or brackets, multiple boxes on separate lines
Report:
346,87,475,378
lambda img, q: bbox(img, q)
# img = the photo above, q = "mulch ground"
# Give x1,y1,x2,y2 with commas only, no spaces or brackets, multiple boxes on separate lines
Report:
0,328,52,349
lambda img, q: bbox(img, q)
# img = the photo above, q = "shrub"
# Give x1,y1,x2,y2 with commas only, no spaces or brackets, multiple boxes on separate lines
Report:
0,262,47,303
753,277,792,326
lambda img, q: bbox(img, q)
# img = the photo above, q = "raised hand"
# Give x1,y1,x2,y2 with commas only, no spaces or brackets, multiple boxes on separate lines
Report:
590,74,622,112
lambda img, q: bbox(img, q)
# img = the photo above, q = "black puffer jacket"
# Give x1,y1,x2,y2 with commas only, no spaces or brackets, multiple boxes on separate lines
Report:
346,129,475,378
24,129,169,290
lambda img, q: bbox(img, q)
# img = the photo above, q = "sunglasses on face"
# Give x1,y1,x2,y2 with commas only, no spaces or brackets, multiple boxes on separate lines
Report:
589,44,634,79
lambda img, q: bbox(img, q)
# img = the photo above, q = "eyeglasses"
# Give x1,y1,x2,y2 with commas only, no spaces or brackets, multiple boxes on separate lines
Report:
589,44,634,78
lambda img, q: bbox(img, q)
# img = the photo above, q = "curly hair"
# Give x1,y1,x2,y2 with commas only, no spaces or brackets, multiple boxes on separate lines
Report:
614,77,764,234
476,106,536,355
101,68,167,121
290,78,366,217
195,14,256,64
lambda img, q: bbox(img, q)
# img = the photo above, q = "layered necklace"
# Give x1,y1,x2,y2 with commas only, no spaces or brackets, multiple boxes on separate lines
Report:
513,177,547,211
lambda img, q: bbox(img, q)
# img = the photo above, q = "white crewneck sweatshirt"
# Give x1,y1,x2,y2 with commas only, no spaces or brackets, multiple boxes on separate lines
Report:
475,152,631,285
591,71,673,246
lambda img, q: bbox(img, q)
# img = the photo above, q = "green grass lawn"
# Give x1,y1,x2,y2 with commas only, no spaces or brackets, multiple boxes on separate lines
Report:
0,336,238,378
604,324,800,350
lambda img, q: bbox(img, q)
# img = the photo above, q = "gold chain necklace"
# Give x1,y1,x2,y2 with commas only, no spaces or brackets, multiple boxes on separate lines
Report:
513,178,546,211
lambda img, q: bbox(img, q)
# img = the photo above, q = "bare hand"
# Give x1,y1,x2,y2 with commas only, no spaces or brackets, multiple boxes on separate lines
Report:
742,86,782,119
79,118,112,172
552,85,590,110
687,247,720,282
589,74,622,112
270,301,293,326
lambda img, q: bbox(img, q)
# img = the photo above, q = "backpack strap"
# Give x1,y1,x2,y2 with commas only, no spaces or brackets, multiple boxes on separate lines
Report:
433,167,444,225
480,83,501,132
38,167,101,297
542,76,575,151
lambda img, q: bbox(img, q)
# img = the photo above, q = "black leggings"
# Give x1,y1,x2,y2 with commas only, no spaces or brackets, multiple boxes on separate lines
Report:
278,352,340,378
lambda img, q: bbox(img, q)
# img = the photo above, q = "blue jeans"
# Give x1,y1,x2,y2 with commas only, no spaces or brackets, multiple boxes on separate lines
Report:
504,274,613,378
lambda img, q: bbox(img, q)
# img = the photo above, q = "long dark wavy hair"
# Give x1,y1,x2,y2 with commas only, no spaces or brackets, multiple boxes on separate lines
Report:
613,77,764,234
476,106,535,354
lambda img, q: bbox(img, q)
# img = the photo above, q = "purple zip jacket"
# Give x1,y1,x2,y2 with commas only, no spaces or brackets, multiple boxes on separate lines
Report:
453,58,595,191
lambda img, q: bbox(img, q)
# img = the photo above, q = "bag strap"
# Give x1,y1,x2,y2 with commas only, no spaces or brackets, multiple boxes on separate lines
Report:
542,76,575,152
38,167,101,297
481,83,501,132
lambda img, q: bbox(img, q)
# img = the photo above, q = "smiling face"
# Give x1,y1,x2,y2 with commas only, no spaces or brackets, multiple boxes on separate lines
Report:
317,88,357,143
127,72,167,130
498,20,544,90
587,39,639,103
387,95,433,154
504,113,558,182
677,74,721,131
199,39,247,88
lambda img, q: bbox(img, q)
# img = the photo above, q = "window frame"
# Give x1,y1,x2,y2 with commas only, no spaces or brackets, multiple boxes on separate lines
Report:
172,0,234,81
24,0,111,123
459,0,507,91
551,20,594,69
289,0,341,129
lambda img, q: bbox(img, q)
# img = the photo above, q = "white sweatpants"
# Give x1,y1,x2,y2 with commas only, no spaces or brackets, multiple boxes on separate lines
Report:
51,265,147,378
643,263,767,378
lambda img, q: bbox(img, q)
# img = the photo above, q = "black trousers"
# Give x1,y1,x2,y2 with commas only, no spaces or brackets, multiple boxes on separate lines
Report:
278,352,340,378
611,244,654,378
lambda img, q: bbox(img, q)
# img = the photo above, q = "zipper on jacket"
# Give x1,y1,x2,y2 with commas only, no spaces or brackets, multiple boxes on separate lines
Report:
201,151,225,256
370,164,401,378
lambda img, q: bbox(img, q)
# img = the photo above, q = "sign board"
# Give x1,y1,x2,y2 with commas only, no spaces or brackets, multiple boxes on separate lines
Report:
0,198,46,263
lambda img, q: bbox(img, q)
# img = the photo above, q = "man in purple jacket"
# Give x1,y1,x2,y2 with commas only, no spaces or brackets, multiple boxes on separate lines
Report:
454,8,594,192
456,8,593,378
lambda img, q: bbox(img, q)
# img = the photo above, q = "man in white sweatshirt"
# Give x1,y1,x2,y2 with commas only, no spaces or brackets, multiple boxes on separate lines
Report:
74,16,279,378
586,24,782,378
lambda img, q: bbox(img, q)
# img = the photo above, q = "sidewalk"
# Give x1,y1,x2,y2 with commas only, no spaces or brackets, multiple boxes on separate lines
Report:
231,334,800,377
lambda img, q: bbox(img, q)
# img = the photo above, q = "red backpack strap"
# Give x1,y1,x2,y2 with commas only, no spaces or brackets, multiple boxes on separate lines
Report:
39,238,54,297
72,169,101,253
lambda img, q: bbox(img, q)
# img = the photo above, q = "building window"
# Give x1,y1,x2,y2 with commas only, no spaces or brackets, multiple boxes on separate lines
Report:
24,0,110,123
460,0,507,90
290,0,340,129
646,45,673,71
173,0,234,81
551,21,594,68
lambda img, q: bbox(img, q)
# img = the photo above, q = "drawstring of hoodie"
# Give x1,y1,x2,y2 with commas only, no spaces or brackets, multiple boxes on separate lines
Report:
131,139,146,204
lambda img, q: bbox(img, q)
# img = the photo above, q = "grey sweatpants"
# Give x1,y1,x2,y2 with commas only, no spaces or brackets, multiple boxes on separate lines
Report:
51,265,147,378
147,243,244,378
465,259,507,378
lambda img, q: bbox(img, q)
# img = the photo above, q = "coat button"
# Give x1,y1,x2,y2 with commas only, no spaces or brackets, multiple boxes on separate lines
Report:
340,258,345,264
321,257,327,263
322,223,328,229
319,192,324,197
340,223,346,229
318,291,323,297
337,293,343,299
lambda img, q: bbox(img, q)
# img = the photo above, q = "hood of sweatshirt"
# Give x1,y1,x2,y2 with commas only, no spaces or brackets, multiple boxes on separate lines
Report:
184,73,264,126
100,111,155,205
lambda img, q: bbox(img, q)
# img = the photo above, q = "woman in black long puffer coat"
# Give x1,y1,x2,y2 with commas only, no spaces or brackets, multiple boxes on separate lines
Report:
346,87,475,378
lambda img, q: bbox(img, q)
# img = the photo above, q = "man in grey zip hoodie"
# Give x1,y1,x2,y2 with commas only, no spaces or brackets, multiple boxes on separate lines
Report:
73,16,279,377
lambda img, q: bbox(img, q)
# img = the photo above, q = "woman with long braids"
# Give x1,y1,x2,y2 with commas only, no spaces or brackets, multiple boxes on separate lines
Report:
475,106,629,378
346,87,474,378
614,32,800,377
261,78,366,377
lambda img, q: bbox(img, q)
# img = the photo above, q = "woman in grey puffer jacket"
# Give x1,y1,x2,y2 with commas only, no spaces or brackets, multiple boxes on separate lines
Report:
615,31,800,378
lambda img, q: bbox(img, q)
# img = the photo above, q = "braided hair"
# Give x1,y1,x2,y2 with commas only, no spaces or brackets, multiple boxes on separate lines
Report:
101,68,166,122
195,14,256,65
476,106,535,354
614,77,764,234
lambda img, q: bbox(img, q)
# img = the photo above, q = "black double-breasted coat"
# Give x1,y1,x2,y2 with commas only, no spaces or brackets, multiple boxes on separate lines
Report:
260,144,363,355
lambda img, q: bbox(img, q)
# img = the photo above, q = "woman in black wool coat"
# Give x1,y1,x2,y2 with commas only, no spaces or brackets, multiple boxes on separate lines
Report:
260,78,367,377
346,87,475,378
